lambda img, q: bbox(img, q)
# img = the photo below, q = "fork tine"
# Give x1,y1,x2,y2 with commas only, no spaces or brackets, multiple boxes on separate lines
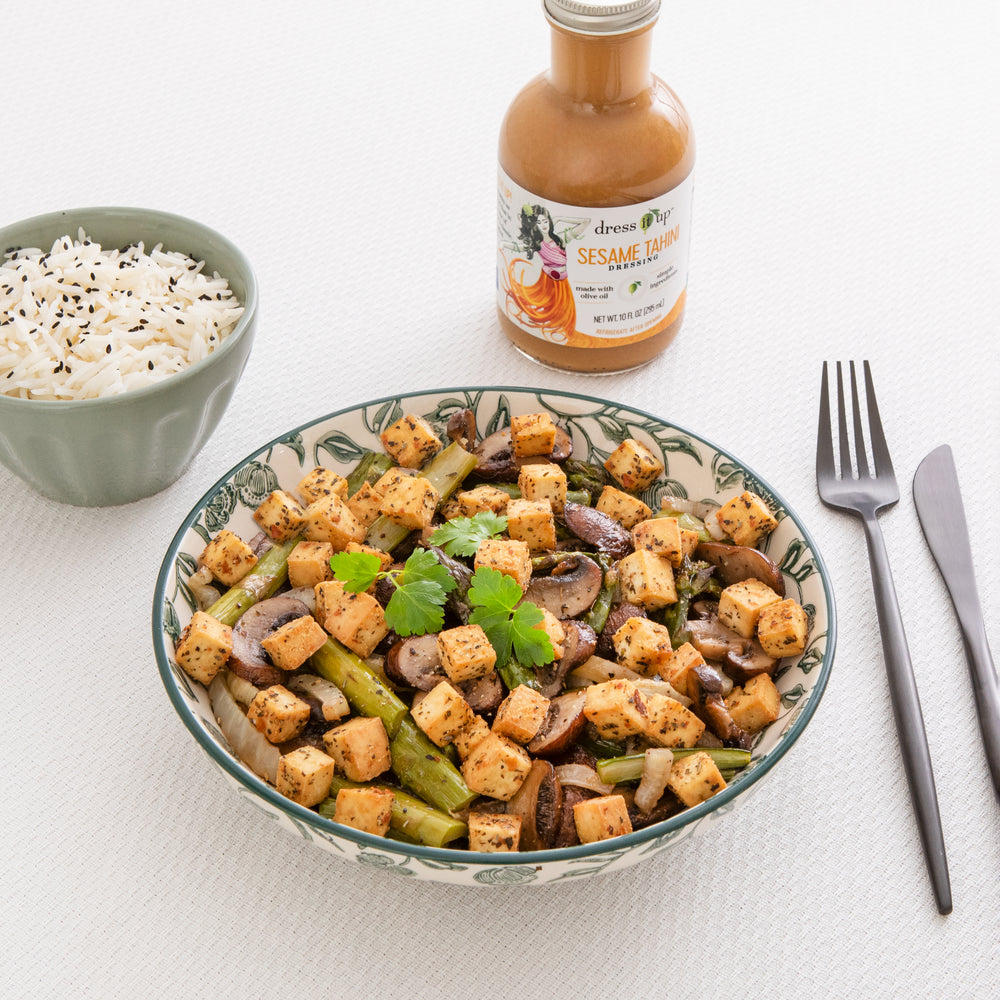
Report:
835,362,853,479
863,360,896,478
849,361,871,478
816,361,837,481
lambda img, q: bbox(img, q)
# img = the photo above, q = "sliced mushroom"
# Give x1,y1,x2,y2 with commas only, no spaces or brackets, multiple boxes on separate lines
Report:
690,663,751,750
596,602,647,657
385,633,446,690
725,639,778,684
686,615,746,662
523,554,603,618
505,759,564,851
528,689,588,756
446,408,477,449
552,782,596,848
429,545,473,624
535,619,597,698
695,541,785,597
473,426,574,480
459,671,504,713
230,594,311,686
561,501,633,560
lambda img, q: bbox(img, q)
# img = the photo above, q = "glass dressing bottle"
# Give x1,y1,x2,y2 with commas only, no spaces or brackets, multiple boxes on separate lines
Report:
497,0,694,373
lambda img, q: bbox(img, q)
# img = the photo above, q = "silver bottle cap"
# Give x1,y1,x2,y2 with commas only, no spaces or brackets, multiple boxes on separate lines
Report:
543,0,661,35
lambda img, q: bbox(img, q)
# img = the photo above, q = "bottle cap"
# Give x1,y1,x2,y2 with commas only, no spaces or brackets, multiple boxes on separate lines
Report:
543,0,660,34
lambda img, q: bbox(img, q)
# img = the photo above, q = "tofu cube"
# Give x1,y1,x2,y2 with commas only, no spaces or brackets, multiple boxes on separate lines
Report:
667,750,728,807
297,467,348,506
680,528,700,560
468,813,522,853
573,794,633,844
534,609,565,660
437,624,497,683
596,485,652,529
510,412,556,457
455,485,510,517
718,578,783,639
199,529,258,586
715,490,779,547
517,461,568,512
657,642,707,700
756,598,809,658
474,538,532,592
174,610,232,686
323,716,392,781
314,580,388,657
287,540,334,589
632,516,683,567
410,681,475,747
346,481,385,530
603,438,664,492
452,715,491,760
304,493,365,550
644,693,706,748
380,414,443,469
260,614,328,671
726,673,782,733
333,786,395,837
379,474,440,530
253,490,306,542
492,685,551,744
618,549,678,609
505,497,556,552
612,616,673,677
344,542,394,574
276,746,335,807
461,732,532,800
246,685,311,744
583,679,649,740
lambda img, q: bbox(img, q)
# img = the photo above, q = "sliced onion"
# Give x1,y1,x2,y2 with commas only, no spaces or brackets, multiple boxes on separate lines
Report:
634,748,674,813
704,511,726,540
209,673,280,784
189,566,221,610
285,587,317,613
223,669,261,708
286,673,349,721
565,655,639,688
633,678,692,707
659,494,720,521
554,763,613,796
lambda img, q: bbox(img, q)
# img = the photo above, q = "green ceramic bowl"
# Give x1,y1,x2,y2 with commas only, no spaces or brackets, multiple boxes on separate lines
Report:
0,207,257,506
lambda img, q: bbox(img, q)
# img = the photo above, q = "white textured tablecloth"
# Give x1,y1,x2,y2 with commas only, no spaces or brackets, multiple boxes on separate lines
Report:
4,2,998,996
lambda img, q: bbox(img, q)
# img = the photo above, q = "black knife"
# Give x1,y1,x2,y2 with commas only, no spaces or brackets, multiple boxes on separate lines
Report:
913,444,1000,802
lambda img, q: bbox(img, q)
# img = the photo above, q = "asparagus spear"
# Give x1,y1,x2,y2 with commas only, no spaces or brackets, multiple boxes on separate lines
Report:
206,537,301,627
319,775,468,847
346,451,394,495
489,483,590,505
581,553,615,634
596,747,751,785
497,658,539,693
390,717,477,813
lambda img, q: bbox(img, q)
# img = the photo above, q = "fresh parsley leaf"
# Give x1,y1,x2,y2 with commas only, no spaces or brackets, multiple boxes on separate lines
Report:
386,578,449,637
429,512,508,557
398,547,457,595
467,566,555,669
329,551,382,593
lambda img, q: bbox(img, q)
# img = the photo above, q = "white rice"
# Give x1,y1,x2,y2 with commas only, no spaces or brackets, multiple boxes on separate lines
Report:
0,229,244,401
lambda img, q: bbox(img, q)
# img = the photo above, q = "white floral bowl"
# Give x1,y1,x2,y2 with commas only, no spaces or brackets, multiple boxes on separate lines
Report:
153,387,836,886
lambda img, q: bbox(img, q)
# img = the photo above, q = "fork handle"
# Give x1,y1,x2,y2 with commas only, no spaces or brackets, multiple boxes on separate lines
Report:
862,512,953,915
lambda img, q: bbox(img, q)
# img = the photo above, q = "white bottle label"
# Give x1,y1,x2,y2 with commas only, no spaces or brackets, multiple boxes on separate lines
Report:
497,167,693,348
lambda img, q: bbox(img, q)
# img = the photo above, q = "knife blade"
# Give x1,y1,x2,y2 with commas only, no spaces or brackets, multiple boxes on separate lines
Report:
913,444,1000,802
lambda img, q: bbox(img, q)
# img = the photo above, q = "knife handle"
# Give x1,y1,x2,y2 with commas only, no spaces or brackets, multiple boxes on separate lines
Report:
959,619,1000,803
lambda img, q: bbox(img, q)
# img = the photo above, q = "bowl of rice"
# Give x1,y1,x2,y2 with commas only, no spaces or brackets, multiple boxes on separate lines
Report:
0,206,257,506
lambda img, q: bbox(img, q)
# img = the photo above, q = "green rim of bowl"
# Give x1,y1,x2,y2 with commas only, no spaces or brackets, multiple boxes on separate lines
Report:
152,385,837,869
0,206,257,411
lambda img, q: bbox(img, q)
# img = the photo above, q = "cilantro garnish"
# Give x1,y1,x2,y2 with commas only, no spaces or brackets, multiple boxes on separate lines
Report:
429,511,508,557
467,566,554,669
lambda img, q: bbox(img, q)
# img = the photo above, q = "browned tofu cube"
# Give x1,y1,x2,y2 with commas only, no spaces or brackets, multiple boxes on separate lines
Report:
380,414,443,469
493,685,551,744
718,578,782,639
596,485,652,529
612,616,673,677
314,580,388,657
505,497,556,552
174,610,232,686
253,490,306,542
452,715,491,760
573,794,633,844
344,542,394,574
410,681,475,747
510,412,556,457
287,540,334,589
455,485,510,517
657,642,707,700
468,813,522,852
260,614,329,671
534,609,565,660
333,786,395,837
643,693,706,748
756,598,809,658
726,673,782,733
297,467,349,506
618,549,678,609
323,716,392,781
276,746,335,807
667,750,727,806
715,490,779,547
437,624,497,683
583,679,649,740
199,529,258,586
632,516,683,567
461,732,532,800
680,528,700,560
603,438,664,492
345,481,385,530
517,461,568,512
379,474,440,530
474,538,532,591
247,685,311,744
304,493,365,550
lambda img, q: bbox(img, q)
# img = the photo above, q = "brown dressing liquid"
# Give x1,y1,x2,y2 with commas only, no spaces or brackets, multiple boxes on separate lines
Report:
498,16,694,373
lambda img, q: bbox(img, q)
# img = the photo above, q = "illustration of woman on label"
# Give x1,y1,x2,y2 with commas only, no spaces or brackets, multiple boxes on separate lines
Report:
502,205,588,344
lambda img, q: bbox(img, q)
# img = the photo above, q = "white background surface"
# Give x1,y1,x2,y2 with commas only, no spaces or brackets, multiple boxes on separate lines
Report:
3,1,998,996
